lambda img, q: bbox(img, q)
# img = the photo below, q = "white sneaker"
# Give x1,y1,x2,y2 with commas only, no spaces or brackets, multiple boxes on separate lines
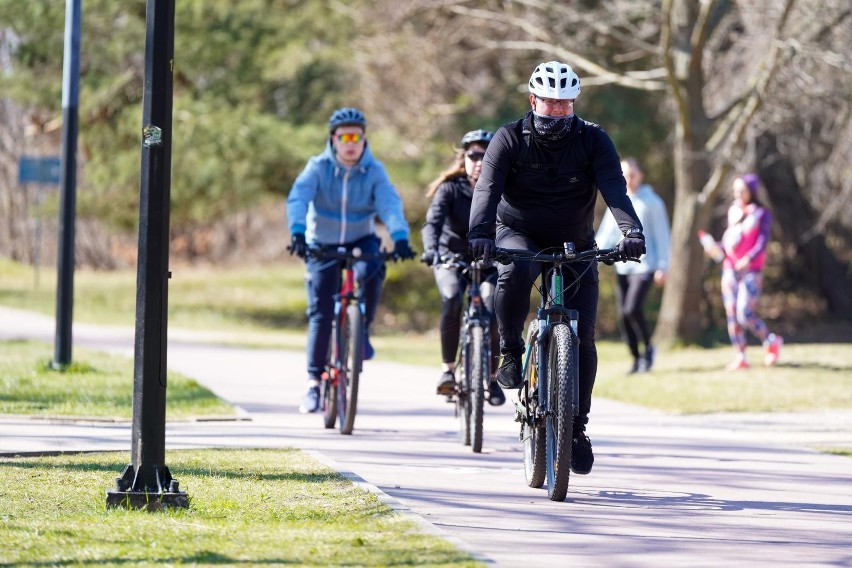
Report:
764,334,783,366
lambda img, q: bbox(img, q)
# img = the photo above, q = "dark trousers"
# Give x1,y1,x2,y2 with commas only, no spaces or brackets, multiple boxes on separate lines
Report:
494,227,599,421
615,272,654,359
433,264,499,366
304,234,385,378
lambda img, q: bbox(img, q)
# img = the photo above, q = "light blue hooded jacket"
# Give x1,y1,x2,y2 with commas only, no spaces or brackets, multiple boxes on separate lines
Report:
287,140,410,245
596,184,671,275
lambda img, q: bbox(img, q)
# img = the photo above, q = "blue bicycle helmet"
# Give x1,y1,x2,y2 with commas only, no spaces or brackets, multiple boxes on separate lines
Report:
328,107,367,133
461,129,494,149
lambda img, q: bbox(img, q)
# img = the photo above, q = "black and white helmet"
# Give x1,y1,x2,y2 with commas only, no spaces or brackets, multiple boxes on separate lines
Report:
328,107,366,133
528,61,581,100
460,129,494,149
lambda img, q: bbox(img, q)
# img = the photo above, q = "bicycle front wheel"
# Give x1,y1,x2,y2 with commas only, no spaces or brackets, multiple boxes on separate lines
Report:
337,303,363,435
468,325,486,453
545,323,575,502
522,322,546,488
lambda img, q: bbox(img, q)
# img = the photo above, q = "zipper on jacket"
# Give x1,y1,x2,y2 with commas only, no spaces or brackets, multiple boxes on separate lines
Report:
339,167,350,243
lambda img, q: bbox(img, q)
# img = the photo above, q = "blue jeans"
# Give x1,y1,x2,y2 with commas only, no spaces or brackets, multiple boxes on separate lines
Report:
304,234,385,378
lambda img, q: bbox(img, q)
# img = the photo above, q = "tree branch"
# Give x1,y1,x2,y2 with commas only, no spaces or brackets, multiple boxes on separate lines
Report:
660,0,688,126
699,0,798,205
688,0,717,78
486,40,667,91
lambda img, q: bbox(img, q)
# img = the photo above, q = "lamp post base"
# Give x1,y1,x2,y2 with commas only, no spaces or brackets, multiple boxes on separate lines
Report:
105,463,188,510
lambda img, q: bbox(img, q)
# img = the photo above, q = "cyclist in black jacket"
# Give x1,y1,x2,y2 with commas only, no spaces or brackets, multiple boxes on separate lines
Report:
421,129,504,407
468,61,646,475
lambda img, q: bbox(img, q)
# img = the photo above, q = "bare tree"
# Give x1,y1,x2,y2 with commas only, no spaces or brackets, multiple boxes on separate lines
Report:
355,0,852,341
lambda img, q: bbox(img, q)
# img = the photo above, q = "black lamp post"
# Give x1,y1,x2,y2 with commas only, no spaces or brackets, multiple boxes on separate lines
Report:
106,0,186,510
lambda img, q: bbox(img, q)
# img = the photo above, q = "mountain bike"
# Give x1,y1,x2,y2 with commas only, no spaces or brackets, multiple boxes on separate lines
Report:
307,246,403,435
438,253,496,453
493,242,634,501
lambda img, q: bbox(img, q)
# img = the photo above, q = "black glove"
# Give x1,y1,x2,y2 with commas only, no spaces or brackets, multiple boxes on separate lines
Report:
618,231,646,259
289,233,307,258
393,239,415,260
469,237,495,261
420,250,438,266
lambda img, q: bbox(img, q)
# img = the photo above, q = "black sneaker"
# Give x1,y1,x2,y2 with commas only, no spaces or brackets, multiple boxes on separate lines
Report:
495,353,523,389
571,433,594,475
299,384,320,414
641,345,655,372
435,371,456,395
627,358,641,375
486,380,505,406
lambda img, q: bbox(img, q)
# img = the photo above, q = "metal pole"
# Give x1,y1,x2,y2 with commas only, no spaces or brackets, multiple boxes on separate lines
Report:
106,0,185,510
52,0,81,369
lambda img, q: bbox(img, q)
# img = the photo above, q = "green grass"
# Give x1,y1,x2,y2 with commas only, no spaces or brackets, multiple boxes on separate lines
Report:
594,341,852,413
3,256,851,415
0,449,481,567
0,256,310,334
0,340,234,419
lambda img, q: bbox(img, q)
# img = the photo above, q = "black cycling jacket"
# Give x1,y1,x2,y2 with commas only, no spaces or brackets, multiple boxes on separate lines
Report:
421,176,474,259
468,112,642,250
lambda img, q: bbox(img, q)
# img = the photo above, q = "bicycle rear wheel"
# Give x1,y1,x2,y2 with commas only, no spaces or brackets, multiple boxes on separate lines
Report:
323,327,337,429
522,322,546,488
337,303,363,435
468,325,486,453
545,323,574,501
456,333,471,447
322,374,337,429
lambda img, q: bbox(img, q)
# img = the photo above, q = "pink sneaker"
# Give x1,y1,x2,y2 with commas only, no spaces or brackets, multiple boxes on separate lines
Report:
725,357,750,371
764,334,783,366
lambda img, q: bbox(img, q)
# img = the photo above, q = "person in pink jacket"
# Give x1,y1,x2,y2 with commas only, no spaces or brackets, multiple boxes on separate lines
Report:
701,173,782,371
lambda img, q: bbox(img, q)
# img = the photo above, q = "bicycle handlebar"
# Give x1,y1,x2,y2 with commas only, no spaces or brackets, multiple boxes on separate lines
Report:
306,246,406,263
438,253,496,271
492,245,638,266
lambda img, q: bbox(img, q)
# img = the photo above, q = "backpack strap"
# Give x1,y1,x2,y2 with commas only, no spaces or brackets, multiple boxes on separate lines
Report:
512,116,593,179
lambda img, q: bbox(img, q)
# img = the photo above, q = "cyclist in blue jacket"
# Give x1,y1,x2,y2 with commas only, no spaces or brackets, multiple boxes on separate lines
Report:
287,107,415,414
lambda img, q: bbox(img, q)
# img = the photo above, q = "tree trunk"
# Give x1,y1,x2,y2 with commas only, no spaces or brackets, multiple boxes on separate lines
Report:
655,133,716,346
756,132,852,321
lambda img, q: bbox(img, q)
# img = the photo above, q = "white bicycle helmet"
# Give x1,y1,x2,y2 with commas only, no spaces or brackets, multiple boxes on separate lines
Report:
528,61,581,100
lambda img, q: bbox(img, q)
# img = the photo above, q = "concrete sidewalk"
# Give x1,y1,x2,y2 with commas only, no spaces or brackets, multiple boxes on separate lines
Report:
1,305,851,567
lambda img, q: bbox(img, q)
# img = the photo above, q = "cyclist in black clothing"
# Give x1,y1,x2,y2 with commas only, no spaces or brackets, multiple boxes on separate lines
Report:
421,129,504,407
468,61,646,475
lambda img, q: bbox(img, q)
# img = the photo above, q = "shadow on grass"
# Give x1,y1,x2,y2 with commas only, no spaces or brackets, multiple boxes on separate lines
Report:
657,361,850,375
0,449,343,484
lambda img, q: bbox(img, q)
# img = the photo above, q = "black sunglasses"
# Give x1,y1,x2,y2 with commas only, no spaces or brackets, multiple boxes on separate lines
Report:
465,151,486,162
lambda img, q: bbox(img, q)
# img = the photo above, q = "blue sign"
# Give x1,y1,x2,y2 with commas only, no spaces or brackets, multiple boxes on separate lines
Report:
19,156,61,185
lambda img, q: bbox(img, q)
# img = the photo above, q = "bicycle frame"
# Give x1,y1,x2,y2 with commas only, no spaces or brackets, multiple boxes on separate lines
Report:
526,264,580,425
307,246,399,434
494,242,632,500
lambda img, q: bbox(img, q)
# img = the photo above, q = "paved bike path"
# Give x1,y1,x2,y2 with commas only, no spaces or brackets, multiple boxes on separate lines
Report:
1,305,850,567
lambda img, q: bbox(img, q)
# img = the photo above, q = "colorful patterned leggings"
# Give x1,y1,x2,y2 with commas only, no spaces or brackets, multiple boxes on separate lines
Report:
721,268,769,352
